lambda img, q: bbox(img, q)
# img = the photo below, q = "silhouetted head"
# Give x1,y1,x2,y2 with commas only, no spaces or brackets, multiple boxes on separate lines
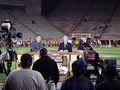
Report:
103,65,117,79
20,54,32,68
72,58,87,75
40,48,47,56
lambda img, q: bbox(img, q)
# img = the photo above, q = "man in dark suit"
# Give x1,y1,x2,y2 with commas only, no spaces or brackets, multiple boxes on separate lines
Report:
58,35,72,52
31,35,43,52
77,37,93,54
78,38,93,50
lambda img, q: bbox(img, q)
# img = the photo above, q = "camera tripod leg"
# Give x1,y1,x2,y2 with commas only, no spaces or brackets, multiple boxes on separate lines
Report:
2,62,8,76
7,61,12,75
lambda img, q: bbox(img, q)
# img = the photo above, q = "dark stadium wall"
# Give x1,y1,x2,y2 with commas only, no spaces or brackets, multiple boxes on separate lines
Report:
41,0,86,15
26,0,87,16
25,0,42,16
41,0,61,16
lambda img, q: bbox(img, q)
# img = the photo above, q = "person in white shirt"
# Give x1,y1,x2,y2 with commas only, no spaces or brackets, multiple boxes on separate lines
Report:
58,35,72,52
4,54,48,90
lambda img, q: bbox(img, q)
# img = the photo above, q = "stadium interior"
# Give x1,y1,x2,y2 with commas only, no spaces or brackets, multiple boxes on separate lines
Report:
0,0,120,90
0,0,120,39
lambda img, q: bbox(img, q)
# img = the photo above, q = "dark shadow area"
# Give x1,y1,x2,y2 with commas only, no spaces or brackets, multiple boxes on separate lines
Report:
41,0,62,16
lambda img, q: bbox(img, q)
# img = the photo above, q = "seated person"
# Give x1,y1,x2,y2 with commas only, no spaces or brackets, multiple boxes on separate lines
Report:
4,54,48,90
31,35,43,52
58,35,72,52
78,37,93,54
96,65,120,90
61,58,95,90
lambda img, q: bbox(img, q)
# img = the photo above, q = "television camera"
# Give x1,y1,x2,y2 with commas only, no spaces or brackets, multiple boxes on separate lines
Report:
0,20,22,76
77,38,101,84
79,40,118,85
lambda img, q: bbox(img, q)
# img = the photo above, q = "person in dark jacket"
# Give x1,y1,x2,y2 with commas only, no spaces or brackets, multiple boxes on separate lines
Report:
77,39,85,50
96,65,120,90
31,35,43,52
61,58,95,90
78,37,93,51
32,48,59,84
58,35,72,52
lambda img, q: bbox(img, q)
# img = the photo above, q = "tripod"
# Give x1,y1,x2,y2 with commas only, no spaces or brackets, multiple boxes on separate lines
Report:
0,49,10,76
0,48,17,76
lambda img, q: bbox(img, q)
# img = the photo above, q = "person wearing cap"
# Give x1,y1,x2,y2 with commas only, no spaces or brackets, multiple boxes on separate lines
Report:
58,35,72,52
61,58,95,90
31,35,43,52
32,48,59,85
4,54,48,90
96,65,120,90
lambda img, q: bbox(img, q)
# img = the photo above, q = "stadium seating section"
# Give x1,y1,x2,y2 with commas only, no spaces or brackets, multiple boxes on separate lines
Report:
0,0,120,39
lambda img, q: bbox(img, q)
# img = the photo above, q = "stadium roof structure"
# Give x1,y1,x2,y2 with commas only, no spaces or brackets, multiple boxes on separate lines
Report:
0,0,25,6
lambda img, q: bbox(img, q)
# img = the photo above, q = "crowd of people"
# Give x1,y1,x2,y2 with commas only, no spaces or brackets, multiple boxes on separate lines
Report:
2,48,120,90
0,37,64,48
1,35,120,90
0,35,119,49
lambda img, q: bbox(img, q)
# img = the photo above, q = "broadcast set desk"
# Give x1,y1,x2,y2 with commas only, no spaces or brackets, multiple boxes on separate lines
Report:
16,52,83,82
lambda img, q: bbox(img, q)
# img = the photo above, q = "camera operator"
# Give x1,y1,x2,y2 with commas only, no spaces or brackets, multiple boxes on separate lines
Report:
96,65,120,90
61,58,95,90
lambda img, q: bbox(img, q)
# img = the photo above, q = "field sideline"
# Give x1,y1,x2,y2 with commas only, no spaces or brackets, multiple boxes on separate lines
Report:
0,45,120,83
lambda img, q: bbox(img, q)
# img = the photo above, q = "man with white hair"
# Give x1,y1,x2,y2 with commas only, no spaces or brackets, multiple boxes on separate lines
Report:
58,35,72,52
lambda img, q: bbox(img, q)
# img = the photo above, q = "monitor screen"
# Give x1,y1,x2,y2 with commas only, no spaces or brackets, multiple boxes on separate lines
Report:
87,64,95,70
88,53,95,60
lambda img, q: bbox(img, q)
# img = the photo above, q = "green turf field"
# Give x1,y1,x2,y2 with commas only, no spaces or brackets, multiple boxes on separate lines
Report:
94,46,120,66
0,46,120,83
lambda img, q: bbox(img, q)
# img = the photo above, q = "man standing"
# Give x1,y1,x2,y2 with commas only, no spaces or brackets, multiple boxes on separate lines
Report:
31,35,43,52
58,35,72,52
32,48,59,85
96,65,120,90
4,54,48,90
109,40,111,47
